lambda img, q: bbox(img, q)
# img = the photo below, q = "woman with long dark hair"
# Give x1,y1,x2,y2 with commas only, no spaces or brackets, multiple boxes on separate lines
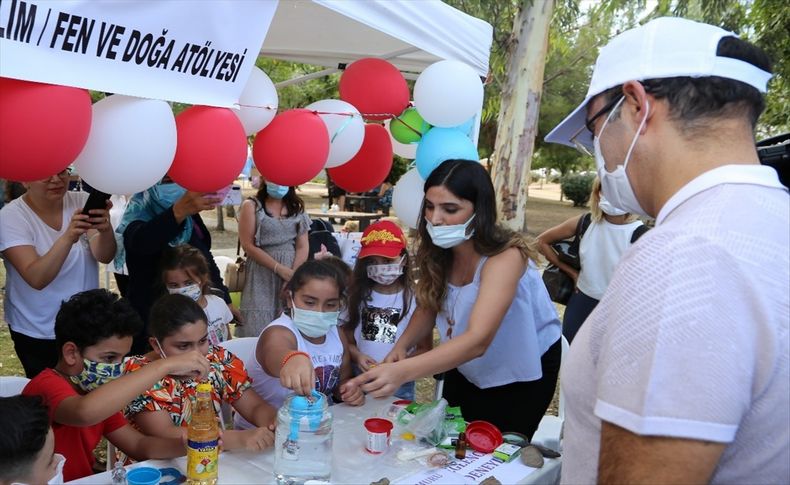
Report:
347,159,562,438
237,180,310,337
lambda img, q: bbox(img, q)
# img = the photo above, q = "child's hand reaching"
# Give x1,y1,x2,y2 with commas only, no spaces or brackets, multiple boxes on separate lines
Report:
163,350,210,380
241,426,275,451
339,381,365,406
355,353,378,372
280,352,314,396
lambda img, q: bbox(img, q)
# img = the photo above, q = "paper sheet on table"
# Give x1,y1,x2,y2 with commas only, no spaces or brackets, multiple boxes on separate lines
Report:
393,450,538,485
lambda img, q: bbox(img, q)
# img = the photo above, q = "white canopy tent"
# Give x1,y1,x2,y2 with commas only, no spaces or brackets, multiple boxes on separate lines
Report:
261,0,493,87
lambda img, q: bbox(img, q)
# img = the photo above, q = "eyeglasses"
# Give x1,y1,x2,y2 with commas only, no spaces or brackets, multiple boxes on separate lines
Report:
39,168,72,182
569,95,624,156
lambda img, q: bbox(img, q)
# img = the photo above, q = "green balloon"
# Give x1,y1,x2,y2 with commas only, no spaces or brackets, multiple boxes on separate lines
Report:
390,107,431,144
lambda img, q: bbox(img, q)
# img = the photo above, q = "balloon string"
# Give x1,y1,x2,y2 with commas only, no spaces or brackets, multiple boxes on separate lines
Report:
391,116,425,138
233,102,403,122
330,114,355,143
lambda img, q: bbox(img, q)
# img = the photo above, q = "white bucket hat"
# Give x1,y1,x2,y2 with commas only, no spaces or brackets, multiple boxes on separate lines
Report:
545,17,773,150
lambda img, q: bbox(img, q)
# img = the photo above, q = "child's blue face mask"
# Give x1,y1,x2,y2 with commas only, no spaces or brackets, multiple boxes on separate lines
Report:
69,358,124,392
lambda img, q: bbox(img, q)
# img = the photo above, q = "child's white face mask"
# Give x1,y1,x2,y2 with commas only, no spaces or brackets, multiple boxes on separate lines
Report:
366,256,404,286
167,283,202,302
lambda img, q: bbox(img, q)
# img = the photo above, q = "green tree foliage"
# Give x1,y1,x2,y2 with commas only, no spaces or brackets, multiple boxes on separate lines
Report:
448,0,788,174
560,172,596,206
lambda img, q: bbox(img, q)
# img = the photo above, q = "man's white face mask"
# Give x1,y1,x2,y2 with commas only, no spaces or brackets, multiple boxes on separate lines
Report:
594,96,650,217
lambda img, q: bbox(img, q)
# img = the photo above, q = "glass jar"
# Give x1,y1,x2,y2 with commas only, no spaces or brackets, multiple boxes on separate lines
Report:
273,391,333,484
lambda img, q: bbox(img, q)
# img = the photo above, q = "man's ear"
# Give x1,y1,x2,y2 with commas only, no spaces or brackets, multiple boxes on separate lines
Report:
61,342,81,366
621,80,654,131
148,336,160,352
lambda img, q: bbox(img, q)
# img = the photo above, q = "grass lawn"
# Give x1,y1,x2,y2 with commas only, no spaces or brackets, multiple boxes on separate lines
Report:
0,183,581,410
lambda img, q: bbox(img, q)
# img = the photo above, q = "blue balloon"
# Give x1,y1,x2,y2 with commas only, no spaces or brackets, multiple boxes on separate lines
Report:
416,127,479,179
452,116,476,137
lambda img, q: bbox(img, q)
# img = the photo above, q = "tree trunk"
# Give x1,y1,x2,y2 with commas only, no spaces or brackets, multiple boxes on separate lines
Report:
216,206,225,231
490,0,554,233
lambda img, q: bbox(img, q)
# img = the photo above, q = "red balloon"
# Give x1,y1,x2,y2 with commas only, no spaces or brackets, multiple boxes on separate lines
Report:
0,77,91,181
169,106,247,192
328,124,393,193
253,109,329,186
339,58,410,121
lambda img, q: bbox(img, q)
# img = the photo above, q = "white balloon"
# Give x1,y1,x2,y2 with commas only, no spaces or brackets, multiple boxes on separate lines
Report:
236,67,278,135
306,99,365,168
392,168,425,229
74,95,176,195
384,118,417,159
414,60,484,128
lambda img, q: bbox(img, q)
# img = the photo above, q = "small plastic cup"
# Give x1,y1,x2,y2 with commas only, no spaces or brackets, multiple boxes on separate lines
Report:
126,466,161,485
364,418,394,454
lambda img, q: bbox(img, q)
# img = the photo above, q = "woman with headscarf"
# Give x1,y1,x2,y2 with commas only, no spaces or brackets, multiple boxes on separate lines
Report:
116,179,233,353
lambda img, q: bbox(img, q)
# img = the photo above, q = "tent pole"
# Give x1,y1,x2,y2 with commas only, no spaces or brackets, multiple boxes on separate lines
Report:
273,46,421,88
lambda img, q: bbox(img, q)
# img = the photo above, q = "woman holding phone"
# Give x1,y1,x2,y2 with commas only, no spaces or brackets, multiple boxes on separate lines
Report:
0,168,116,377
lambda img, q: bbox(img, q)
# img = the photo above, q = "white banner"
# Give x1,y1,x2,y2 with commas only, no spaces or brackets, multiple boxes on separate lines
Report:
0,0,278,107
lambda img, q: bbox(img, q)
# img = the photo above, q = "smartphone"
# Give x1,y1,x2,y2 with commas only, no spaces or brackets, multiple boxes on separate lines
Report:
81,190,111,216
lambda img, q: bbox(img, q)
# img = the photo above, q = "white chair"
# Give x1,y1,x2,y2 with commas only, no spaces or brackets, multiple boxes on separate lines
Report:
212,255,236,286
0,376,30,396
531,335,570,451
219,337,258,366
218,337,259,428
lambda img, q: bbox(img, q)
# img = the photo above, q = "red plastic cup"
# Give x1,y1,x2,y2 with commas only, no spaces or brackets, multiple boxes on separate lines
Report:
364,418,393,454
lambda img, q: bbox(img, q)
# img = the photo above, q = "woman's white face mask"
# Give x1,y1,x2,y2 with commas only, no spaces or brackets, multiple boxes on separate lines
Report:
425,214,476,249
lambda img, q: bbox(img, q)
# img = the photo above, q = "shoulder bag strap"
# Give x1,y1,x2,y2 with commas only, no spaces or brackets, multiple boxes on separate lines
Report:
630,224,650,243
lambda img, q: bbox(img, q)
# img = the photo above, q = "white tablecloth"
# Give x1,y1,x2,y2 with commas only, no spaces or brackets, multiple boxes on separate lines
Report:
68,397,560,484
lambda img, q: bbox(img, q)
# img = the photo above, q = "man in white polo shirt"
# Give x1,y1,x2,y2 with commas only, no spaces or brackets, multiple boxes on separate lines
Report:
545,17,789,484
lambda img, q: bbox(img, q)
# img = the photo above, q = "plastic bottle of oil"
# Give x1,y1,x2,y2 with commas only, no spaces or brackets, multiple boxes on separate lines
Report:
187,382,219,485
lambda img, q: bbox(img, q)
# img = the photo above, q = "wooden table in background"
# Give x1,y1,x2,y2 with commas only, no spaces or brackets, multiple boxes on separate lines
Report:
306,209,381,231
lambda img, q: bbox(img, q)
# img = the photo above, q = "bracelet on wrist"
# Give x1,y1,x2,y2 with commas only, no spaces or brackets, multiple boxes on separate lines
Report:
273,263,280,275
281,350,309,369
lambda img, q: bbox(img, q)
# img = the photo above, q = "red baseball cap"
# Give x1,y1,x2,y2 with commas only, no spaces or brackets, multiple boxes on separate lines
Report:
358,221,407,259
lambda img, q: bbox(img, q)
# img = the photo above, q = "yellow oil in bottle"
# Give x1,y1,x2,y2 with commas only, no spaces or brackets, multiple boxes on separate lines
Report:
186,382,219,485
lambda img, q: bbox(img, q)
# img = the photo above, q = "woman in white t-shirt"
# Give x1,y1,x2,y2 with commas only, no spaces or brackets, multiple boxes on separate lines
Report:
537,177,647,343
160,244,233,345
0,169,116,377
343,221,432,401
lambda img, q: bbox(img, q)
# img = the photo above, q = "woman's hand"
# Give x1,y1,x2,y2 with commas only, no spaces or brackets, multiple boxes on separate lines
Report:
280,353,314,396
85,199,113,233
339,381,365,406
172,192,220,222
346,362,406,398
276,265,294,282
382,346,408,364
62,209,93,244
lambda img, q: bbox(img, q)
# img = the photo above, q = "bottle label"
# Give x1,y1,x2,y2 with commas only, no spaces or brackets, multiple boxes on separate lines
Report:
187,438,219,480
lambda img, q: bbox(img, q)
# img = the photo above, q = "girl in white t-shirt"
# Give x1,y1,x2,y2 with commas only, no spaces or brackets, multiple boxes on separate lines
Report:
343,221,431,401
237,259,364,430
161,244,233,345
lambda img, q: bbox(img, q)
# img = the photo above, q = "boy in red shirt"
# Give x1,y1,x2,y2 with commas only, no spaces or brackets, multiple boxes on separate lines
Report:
23,289,210,481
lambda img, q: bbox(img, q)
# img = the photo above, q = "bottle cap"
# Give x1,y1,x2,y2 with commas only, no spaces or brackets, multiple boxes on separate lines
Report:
196,382,212,393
